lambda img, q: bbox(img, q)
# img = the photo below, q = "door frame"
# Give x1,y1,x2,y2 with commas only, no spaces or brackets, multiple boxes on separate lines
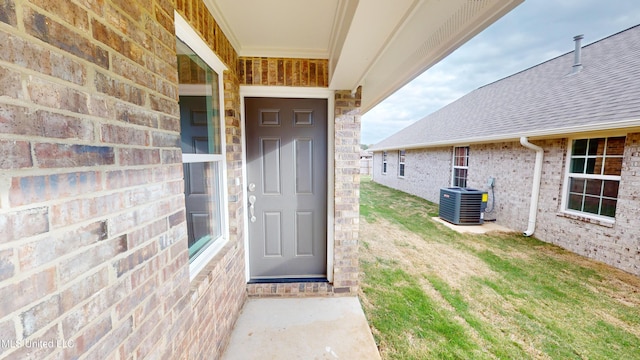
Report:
240,86,335,283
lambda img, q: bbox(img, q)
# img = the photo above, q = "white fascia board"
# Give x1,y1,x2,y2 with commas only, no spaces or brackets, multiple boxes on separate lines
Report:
370,119,640,152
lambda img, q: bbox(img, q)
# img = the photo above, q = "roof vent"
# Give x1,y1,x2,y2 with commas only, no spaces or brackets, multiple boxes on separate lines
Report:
571,34,584,73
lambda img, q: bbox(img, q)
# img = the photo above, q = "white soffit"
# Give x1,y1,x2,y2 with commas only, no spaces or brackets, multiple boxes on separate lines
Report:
204,0,523,112
356,0,524,112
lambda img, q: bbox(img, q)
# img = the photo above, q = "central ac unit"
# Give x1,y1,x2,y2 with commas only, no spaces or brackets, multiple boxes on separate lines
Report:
439,188,488,225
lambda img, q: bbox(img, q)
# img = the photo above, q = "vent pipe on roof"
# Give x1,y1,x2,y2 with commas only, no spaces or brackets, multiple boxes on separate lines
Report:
571,34,584,73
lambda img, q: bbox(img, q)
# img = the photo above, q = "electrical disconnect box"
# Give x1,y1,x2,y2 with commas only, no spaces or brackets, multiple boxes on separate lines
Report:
439,187,488,225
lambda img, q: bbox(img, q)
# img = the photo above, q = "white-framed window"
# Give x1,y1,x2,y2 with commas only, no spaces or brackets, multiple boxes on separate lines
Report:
398,150,406,177
563,136,625,220
452,146,469,187
175,12,229,280
382,151,388,174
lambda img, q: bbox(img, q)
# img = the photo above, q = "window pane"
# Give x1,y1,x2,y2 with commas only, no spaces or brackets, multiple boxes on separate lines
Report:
569,178,585,193
602,180,619,198
600,198,617,217
606,137,625,156
583,195,600,214
568,193,583,211
572,139,588,156
585,179,602,196
587,138,604,156
585,157,597,175
603,157,622,176
570,158,585,173
399,164,405,176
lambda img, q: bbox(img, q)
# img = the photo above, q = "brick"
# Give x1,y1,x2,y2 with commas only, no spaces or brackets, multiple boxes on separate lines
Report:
0,0,16,26
27,76,89,114
92,18,125,54
0,207,49,244
115,241,158,277
0,317,16,356
74,0,105,16
29,0,89,30
0,267,56,318
51,194,121,228
158,115,180,132
0,66,22,98
24,8,109,69
151,131,180,148
63,315,112,359
127,219,167,249
88,94,116,119
34,143,114,168
0,105,94,140
60,267,109,312
118,148,160,166
161,149,181,164
10,171,104,207
58,236,127,283
0,248,14,281
106,168,153,189
7,323,58,360
101,123,149,146
95,71,145,106
115,102,159,128
18,221,107,270
0,140,32,169
112,55,155,89
149,94,178,116
81,316,132,360
20,295,61,337
49,50,87,85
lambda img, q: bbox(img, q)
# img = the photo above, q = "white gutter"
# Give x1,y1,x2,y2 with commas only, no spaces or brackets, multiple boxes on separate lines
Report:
519,137,544,237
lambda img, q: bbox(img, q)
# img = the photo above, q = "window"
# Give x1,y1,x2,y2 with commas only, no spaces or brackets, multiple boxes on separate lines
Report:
564,136,625,219
398,150,406,177
175,13,228,279
382,151,388,174
452,146,469,187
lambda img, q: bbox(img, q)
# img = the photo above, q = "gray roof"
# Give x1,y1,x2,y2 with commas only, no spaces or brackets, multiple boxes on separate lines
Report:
370,24,640,151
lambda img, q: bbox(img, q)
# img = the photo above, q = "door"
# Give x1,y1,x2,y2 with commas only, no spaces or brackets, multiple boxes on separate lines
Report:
245,97,328,280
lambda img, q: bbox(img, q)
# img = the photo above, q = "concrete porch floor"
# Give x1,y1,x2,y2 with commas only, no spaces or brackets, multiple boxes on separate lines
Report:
221,297,381,360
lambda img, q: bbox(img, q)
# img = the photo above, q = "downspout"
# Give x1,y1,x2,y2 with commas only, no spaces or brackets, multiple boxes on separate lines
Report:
520,137,544,236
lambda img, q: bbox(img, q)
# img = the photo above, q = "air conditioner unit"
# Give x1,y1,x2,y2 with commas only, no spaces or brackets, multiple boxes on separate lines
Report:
439,187,488,225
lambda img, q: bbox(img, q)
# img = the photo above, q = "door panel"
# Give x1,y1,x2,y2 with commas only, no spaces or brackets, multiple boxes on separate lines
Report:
246,97,328,279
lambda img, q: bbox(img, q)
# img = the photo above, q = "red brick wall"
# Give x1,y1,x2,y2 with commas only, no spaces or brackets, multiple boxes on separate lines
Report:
0,0,246,359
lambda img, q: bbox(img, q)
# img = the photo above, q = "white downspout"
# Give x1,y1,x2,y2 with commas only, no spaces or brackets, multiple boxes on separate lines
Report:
520,137,544,237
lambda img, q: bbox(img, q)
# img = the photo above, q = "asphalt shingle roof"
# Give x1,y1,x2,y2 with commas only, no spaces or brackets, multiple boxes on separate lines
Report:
370,24,640,151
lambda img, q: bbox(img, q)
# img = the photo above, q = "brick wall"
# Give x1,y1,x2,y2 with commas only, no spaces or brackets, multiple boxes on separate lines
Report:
372,134,640,276
0,0,246,359
238,57,328,87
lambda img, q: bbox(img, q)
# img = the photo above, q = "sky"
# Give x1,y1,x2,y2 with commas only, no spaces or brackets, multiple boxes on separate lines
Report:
361,0,640,146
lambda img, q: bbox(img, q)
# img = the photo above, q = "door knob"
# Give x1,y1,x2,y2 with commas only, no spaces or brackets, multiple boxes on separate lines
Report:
248,183,256,192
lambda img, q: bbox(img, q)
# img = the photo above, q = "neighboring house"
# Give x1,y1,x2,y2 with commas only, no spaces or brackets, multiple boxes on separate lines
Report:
0,0,522,358
370,25,640,277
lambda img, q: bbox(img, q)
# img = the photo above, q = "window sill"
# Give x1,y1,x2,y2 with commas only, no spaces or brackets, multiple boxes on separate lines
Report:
189,237,229,282
556,211,615,228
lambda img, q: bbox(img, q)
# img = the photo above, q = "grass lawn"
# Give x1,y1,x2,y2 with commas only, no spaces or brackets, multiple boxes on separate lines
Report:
358,177,640,359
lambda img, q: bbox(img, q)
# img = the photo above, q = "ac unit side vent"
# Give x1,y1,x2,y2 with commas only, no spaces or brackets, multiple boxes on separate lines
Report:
439,187,487,225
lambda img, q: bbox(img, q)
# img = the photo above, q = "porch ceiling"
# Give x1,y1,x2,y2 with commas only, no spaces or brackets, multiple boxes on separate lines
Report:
204,0,523,113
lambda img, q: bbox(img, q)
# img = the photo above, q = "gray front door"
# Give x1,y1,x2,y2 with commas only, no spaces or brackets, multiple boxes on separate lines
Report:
245,97,328,280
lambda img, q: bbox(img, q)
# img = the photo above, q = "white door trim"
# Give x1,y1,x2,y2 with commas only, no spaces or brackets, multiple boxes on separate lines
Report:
240,86,335,283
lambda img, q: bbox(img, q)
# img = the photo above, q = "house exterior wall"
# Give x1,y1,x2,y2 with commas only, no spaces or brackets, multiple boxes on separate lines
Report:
372,147,452,203
0,1,362,358
372,133,640,276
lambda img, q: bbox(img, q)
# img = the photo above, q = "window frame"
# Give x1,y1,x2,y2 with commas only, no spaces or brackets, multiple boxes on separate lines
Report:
398,149,406,178
451,146,469,188
560,135,625,223
382,151,388,175
175,12,229,280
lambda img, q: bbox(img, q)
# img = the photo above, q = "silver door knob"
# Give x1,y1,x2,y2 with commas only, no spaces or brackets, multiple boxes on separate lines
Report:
248,183,256,192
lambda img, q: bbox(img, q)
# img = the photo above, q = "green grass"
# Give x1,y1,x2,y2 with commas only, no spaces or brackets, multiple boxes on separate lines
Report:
359,177,640,359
